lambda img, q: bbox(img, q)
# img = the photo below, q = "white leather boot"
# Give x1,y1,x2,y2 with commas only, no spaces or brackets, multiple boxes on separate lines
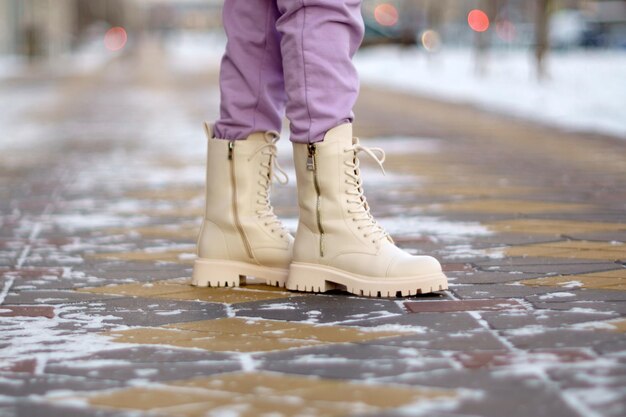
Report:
192,123,293,288
287,123,448,297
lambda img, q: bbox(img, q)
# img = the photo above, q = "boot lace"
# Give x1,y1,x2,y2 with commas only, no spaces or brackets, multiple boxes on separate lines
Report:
344,138,392,244
249,131,289,238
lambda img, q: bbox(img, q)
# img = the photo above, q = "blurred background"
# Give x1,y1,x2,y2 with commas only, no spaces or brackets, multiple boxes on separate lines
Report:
2,1,626,59
0,0,625,139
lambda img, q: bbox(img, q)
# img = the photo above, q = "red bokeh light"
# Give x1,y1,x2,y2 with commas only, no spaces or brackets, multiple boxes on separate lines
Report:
374,4,399,27
104,27,128,51
468,9,490,32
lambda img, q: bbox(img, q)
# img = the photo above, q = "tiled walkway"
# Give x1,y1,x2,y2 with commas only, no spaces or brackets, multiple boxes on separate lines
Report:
1,44,625,417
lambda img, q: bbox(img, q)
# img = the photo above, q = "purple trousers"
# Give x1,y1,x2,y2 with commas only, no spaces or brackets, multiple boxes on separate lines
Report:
214,0,364,143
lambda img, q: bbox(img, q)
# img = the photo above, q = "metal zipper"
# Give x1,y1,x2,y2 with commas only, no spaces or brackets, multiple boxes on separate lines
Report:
229,141,253,259
307,144,324,257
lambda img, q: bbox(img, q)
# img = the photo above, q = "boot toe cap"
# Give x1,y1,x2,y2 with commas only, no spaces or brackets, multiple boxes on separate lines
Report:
387,254,443,277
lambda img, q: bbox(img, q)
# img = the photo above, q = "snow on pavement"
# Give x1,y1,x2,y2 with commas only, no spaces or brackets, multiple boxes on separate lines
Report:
355,46,626,139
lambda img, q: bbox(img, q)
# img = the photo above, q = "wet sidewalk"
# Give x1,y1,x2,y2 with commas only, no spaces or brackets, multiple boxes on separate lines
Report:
1,44,625,417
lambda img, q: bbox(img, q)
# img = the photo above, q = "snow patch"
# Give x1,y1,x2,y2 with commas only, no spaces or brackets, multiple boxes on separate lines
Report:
356,47,626,139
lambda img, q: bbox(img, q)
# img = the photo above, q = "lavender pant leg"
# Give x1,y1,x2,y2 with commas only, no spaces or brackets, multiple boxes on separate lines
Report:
214,0,285,140
276,0,365,143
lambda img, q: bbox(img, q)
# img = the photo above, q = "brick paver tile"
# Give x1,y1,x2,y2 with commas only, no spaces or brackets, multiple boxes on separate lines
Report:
503,240,626,261
77,371,454,417
0,305,55,318
107,317,410,353
521,268,626,291
78,278,299,304
426,199,590,214
487,219,626,235
404,299,525,313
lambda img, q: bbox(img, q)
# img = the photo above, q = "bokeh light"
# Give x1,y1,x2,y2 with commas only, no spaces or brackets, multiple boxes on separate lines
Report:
374,3,399,27
104,26,128,51
468,9,490,32
421,29,441,52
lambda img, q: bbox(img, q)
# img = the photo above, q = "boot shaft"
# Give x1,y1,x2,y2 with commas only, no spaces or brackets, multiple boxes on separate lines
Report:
199,123,292,266
292,123,383,264
204,123,278,224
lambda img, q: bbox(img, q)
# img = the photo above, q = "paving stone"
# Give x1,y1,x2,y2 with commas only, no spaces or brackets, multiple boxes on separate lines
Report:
44,359,241,382
0,358,38,374
529,299,626,315
342,311,483,333
481,309,620,330
366,328,508,351
486,218,626,236
522,269,626,292
504,240,626,261
526,288,626,303
234,295,406,323
0,404,17,417
567,231,626,242
14,401,145,417
468,233,561,248
257,342,448,363
451,283,564,299
350,412,473,417
452,348,595,369
78,278,299,305
0,372,124,397
426,199,590,215
259,356,453,380
2,290,122,305
83,371,453,415
405,299,525,313
47,345,236,364
449,270,545,284
378,367,538,389
107,317,408,353
531,212,626,223
504,328,624,350
383,369,581,416
569,389,626,417
595,338,626,354
546,363,626,389
441,263,473,272
452,383,579,417
0,305,55,318
474,258,622,274
56,297,226,327
81,261,191,274
3,266,176,291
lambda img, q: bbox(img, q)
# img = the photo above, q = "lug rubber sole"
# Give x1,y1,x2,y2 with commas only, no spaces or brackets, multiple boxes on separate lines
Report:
287,262,448,297
192,258,288,288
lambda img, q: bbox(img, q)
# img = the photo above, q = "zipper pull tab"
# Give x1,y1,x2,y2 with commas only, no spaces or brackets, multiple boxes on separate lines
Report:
306,144,315,171
228,141,234,160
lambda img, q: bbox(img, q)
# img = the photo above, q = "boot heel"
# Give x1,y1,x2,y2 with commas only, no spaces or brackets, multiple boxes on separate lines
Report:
192,258,289,288
192,259,244,288
287,263,336,293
